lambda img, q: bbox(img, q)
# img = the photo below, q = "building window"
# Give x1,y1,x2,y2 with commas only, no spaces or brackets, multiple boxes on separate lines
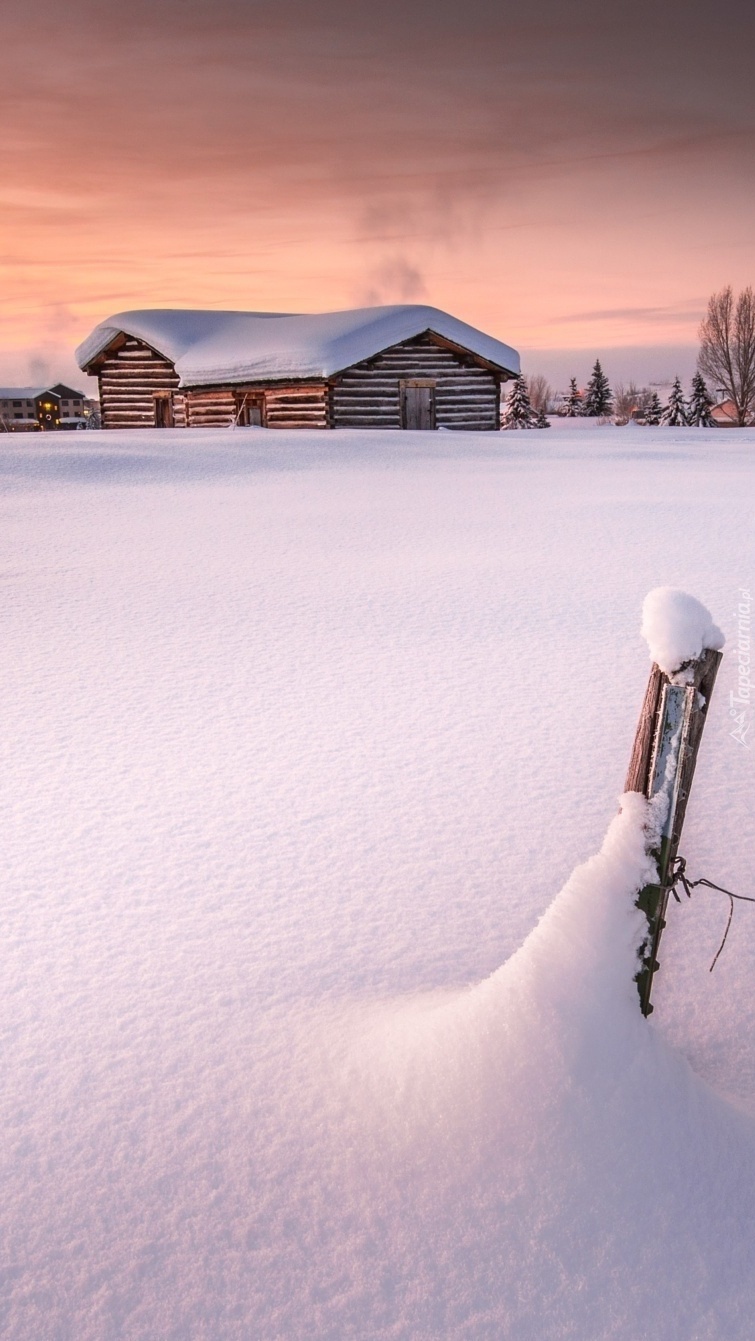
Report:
13,412,23,419
13,401,21,407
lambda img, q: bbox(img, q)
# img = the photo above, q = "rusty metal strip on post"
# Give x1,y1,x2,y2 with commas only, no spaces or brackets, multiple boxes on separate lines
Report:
625,646,722,1015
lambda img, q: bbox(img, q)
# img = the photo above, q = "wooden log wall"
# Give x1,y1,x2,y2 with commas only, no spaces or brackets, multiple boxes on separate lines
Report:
331,334,501,430
95,332,504,431
264,386,328,429
97,337,180,430
184,388,236,428
181,384,328,428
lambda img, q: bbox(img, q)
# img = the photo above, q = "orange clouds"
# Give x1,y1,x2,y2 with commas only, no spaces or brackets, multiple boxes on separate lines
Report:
2,0,755,384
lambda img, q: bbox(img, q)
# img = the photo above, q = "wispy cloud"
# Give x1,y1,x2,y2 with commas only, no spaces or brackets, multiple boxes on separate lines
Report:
550,303,707,327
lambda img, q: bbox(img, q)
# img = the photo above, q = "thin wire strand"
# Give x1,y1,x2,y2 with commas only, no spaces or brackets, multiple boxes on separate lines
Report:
669,859,755,971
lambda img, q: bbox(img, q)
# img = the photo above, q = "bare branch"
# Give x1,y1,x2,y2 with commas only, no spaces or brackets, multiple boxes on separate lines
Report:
524,373,552,414
699,285,755,425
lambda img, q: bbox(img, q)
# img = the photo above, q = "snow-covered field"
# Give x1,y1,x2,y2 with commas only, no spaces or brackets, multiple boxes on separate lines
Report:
2,426,754,1339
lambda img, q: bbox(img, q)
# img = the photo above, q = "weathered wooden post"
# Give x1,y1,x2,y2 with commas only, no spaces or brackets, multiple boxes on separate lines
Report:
625,595,723,1016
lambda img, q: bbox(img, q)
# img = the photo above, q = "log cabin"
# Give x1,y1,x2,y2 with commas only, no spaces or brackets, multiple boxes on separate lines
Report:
75,306,520,431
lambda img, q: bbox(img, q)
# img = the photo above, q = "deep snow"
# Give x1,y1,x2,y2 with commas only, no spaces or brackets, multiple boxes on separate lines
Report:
1,426,754,1339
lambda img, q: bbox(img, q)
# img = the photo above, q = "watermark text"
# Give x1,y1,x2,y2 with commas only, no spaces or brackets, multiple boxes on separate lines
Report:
730,587,751,747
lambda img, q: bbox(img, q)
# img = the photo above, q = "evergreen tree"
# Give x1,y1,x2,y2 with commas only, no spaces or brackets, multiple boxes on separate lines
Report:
644,391,662,426
582,359,613,417
501,375,536,429
688,371,715,427
534,405,551,428
563,377,583,417
660,376,688,427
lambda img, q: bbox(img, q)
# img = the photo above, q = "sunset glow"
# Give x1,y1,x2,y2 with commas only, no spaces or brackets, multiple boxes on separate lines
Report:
3,0,755,386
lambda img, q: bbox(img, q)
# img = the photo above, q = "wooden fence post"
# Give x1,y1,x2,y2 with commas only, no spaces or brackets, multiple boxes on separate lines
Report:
625,647,722,1015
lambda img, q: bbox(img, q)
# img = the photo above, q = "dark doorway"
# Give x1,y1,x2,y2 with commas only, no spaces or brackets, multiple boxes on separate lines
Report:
401,381,436,430
236,394,264,427
154,394,174,428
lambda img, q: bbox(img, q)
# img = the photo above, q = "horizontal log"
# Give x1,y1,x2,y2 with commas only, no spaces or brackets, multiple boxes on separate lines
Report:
332,407,401,416
102,409,154,419
266,402,326,412
339,366,485,376
337,377,491,390
103,418,154,427
100,390,175,399
267,417,326,425
100,370,179,380
335,417,400,426
114,353,173,364
334,387,495,398
267,421,328,430
267,413,327,420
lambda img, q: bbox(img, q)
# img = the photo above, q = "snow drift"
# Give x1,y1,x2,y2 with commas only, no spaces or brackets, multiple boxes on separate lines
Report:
257,791,755,1339
2,429,755,1340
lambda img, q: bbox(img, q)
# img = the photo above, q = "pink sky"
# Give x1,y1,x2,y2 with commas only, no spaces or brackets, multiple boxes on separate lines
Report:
3,0,754,389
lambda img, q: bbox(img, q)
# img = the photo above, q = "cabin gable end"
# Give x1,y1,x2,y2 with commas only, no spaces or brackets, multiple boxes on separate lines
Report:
92,334,182,430
330,331,501,430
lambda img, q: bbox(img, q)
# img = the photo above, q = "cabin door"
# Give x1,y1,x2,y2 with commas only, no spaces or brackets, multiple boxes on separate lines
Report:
236,394,264,427
401,380,436,430
154,394,174,428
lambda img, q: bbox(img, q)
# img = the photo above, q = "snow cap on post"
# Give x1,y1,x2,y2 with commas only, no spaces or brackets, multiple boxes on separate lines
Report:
640,587,724,675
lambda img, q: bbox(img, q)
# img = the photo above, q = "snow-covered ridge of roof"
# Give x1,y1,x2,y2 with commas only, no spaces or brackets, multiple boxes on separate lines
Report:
76,306,520,386
0,385,86,399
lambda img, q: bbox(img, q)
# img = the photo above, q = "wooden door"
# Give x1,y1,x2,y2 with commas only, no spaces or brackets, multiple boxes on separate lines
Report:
236,395,264,427
154,394,174,428
401,381,436,430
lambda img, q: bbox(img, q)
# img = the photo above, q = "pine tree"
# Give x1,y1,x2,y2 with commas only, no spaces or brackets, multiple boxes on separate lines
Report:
501,375,536,429
563,377,583,417
660,376,688,427
534,405,551,428
688,371,715,427
644,391,662,426
582,360,613,417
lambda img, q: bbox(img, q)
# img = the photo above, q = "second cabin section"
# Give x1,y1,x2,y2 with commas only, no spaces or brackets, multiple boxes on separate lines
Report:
76,306,520,432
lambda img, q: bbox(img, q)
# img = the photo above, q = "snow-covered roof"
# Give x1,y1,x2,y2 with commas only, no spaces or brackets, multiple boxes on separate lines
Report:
76,306,520,386
0,385,85,399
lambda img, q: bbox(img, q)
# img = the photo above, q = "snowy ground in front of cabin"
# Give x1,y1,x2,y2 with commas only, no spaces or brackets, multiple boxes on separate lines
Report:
2,426,755,1340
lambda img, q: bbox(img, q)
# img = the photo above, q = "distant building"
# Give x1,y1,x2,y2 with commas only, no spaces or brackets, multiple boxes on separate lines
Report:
76,307,520,431
710,398,741,427
0,383,88,431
